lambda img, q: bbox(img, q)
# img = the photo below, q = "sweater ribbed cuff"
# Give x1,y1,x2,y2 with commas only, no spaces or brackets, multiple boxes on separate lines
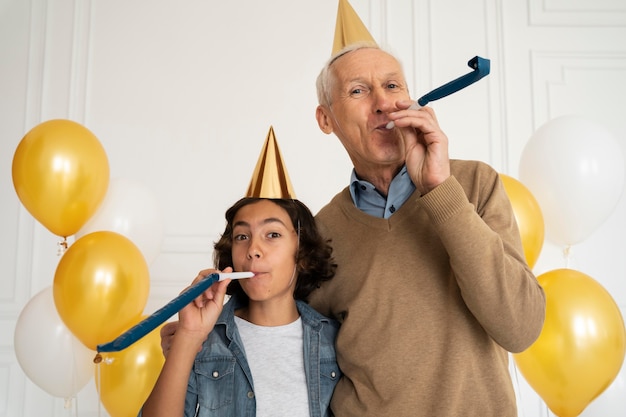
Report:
418,176,468,224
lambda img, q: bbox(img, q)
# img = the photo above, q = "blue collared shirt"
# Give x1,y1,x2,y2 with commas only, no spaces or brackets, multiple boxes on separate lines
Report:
349,165,416,219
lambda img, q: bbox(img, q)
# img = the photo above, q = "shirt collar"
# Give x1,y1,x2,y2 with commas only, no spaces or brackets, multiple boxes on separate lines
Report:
349,165,416,219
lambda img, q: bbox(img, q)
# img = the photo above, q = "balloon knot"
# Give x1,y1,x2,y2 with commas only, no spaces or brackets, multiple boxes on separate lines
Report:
563,245,572,268
63,397,73,409
57,238,68,256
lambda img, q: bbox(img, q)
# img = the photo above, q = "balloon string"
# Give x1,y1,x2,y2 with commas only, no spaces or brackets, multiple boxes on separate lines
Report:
95,361,101,417
510,358,527,417
69,345,78,412
94,352,114,417
62,343,81,414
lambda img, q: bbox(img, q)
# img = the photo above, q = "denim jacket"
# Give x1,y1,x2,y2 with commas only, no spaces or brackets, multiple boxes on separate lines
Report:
184,295,341,417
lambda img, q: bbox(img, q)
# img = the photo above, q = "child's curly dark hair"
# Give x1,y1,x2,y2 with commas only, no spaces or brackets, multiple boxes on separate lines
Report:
213,198,336,302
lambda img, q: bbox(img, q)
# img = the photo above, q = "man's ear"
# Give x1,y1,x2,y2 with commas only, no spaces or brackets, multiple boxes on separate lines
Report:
315,105,334,134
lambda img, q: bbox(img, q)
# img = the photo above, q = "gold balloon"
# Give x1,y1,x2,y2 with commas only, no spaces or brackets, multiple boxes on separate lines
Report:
53,231,150,350
500,174,545,268
514,269,626,417
12,119,109,237
96,317,165,417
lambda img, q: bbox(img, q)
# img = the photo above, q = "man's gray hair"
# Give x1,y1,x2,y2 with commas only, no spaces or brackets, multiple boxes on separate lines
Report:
315,41,380,108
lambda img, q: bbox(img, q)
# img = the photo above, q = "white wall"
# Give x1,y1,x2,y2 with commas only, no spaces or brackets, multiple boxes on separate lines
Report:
1,0,625,416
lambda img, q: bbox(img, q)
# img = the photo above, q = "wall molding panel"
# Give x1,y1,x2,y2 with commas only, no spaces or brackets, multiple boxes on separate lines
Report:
529,0,626,26
1,1,624,415
530,50,626,127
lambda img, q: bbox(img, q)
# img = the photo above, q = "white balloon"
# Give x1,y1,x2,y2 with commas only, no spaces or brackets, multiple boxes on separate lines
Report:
77,177,164,264
519,115,625,246
14,286,95,398
579,361,626,417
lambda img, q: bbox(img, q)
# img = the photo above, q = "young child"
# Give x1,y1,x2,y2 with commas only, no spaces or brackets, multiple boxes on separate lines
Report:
140,197,340,417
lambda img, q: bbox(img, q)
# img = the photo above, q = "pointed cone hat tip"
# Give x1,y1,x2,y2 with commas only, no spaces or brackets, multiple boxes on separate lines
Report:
332,0,377,55
245,126,296,199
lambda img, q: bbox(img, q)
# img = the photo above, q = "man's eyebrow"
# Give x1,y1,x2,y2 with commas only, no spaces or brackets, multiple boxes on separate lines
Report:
383,71,404,80
344,71,404,84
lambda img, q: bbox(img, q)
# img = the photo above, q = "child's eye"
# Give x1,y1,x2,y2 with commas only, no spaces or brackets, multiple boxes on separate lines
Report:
267,232,282,239
233,234,249,241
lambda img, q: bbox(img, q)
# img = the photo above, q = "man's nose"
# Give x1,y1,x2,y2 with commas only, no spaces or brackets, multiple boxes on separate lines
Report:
373,89,395,114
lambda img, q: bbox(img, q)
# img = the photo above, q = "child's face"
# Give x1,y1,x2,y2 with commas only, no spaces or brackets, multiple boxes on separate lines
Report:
231,200,298,302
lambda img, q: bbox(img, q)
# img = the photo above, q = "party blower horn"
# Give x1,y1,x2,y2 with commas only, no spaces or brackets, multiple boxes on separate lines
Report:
95,126,294,358
94,272,252,356
387,55,491,129
331,0,490,128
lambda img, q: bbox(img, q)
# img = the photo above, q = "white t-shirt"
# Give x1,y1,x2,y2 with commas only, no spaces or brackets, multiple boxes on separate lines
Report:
235,316,310,417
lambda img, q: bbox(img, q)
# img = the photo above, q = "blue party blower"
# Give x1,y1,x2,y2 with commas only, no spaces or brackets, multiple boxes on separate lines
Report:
386,55,490,129
95,271,253,358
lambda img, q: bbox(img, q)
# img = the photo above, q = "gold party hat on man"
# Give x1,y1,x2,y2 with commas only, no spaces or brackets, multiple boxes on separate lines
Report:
332,0,377,55
246,126,296,199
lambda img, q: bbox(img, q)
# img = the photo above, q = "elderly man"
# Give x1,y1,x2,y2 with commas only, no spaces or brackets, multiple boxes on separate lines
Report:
309,42,545,417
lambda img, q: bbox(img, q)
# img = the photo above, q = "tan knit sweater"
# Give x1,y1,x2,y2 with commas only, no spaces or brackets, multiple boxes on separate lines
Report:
309,160,546,417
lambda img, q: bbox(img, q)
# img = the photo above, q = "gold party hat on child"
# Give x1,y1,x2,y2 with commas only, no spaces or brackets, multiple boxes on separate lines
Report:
245,126,296,199
332,0,377,55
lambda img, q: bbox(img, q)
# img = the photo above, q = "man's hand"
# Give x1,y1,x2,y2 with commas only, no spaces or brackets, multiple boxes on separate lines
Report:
388,102,451,195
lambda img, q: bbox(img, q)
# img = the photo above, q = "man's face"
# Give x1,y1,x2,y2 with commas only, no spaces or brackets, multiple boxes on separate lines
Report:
323,48,411,177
